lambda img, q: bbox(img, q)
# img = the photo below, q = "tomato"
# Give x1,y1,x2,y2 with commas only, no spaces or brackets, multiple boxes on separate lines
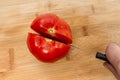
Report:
31,13,72,44
27,33,70,63
27,13,72,63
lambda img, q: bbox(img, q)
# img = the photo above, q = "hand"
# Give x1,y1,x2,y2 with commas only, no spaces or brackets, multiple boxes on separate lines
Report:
104,43,120,79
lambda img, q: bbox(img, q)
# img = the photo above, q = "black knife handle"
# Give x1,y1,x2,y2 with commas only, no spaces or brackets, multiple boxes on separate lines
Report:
96,52,110,63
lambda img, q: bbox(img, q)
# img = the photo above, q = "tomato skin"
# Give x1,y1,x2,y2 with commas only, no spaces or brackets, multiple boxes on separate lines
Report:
31,13,72,44
27,33,70,63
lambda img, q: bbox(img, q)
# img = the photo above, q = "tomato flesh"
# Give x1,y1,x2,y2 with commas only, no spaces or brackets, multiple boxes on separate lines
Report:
31,13,72,44
27,13,72,63
27,33,70,63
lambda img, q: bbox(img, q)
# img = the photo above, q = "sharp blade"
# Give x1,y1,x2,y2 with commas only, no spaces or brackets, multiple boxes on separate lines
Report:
69,44,91,54
69,44,109,63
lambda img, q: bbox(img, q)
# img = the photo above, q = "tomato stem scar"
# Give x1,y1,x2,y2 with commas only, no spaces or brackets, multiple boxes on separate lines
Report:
48,28,55,35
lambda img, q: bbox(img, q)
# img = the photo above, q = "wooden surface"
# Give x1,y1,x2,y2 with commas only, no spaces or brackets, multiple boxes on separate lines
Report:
1,0,120,80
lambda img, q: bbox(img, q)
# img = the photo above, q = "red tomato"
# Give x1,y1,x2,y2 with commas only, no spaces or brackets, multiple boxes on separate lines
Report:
31,13,72,44
27,33,70,63
27,13,72,63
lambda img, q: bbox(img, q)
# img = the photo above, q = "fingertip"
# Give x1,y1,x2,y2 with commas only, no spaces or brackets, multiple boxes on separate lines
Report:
106,43,117,54
105,43,120,58
105,43,120,69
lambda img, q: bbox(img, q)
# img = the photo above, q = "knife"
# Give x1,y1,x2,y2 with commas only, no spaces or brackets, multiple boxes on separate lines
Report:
70,44,110,63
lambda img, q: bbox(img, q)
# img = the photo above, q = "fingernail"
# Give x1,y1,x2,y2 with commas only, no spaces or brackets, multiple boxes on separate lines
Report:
107,43,115,50
106,43,119,57
107,43,119,51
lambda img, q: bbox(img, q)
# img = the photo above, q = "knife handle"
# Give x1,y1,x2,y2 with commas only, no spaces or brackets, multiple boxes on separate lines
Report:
96,52,110,63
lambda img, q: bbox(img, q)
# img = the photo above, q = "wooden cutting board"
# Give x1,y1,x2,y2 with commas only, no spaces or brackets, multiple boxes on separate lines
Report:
1,0,120,80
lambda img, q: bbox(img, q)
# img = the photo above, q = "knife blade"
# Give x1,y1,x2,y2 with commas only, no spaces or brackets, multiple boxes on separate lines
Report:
70,44,110,63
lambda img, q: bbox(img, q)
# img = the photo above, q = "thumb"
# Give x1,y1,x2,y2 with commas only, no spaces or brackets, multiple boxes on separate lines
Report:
106,43,120,75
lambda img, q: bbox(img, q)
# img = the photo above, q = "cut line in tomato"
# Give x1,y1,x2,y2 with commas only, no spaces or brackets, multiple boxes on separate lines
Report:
27,13,72,63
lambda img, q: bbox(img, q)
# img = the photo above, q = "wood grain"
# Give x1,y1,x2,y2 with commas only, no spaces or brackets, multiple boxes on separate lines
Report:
1,0,120,80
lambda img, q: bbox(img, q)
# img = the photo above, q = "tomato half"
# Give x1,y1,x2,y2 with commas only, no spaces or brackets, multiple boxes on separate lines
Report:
31,13,72,44
27,33,70,63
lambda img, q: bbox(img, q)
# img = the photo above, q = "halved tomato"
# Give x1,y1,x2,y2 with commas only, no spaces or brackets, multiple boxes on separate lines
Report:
31,13,72,44
27,13,72,63
27,33,70,63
